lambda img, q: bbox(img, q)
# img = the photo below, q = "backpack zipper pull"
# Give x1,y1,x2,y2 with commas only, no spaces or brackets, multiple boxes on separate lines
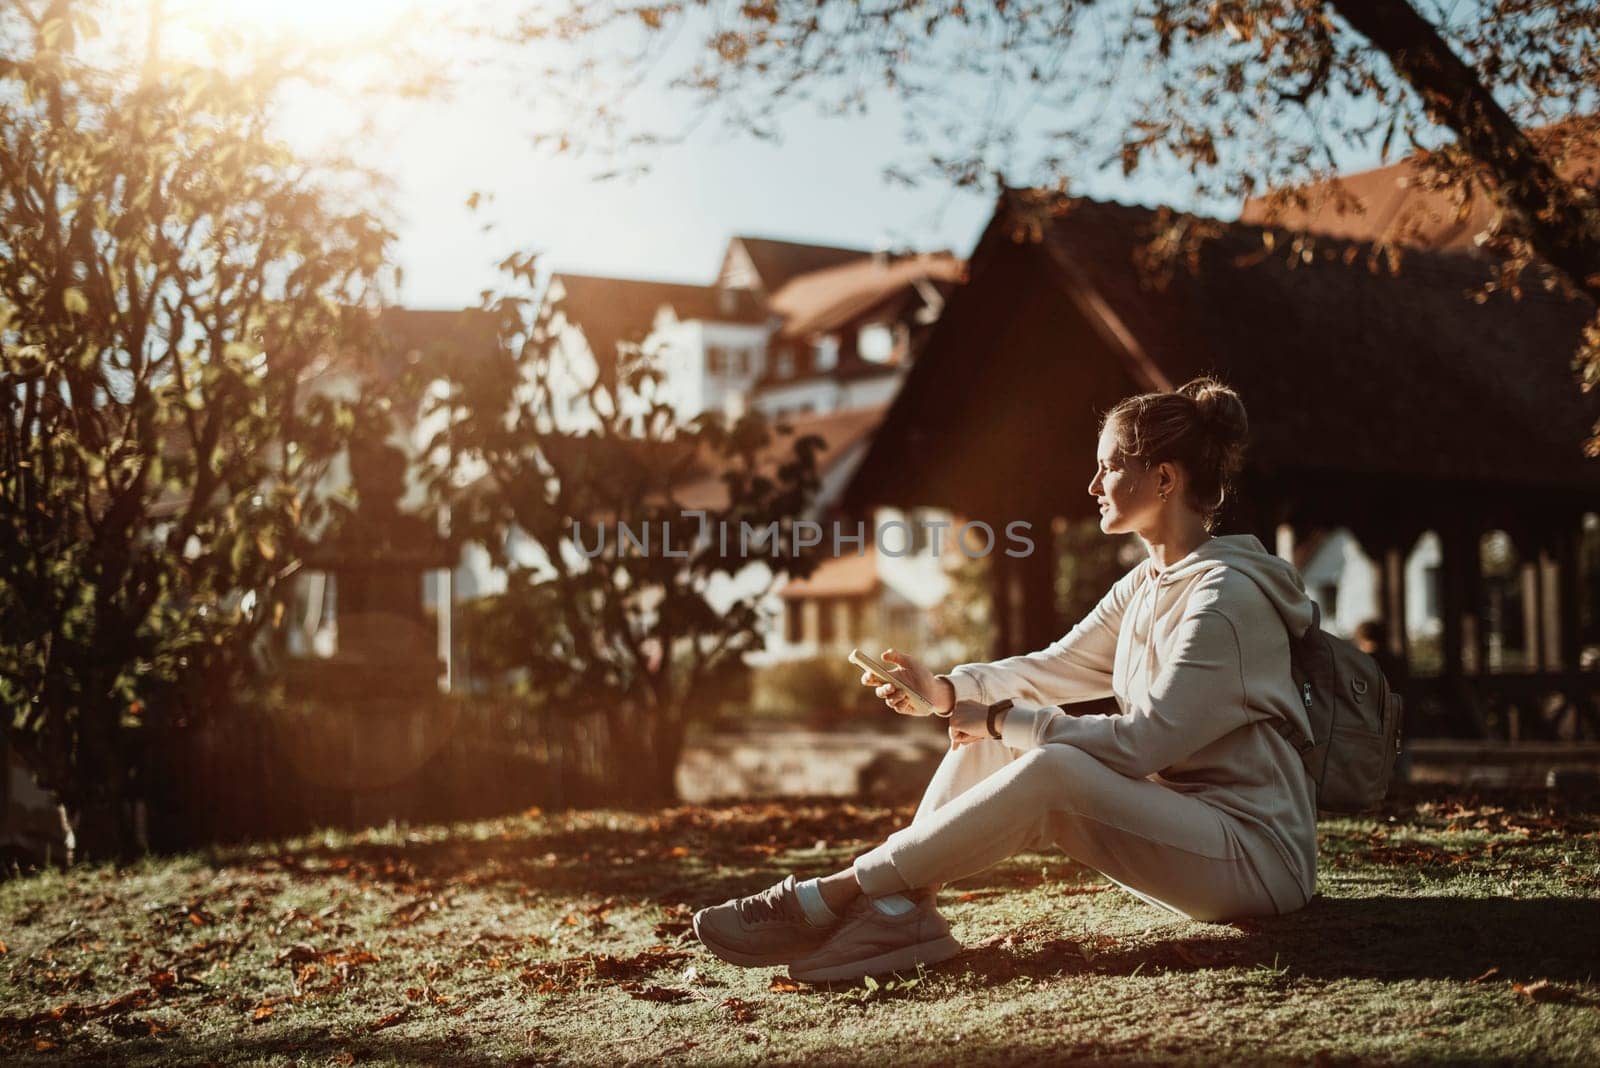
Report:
1301,682,1313,710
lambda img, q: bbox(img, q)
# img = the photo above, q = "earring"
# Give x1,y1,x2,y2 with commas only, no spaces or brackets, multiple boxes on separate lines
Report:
1159,490,1169,502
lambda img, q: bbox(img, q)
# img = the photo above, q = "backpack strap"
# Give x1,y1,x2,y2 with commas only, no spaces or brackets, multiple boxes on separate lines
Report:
1273,600,1321,757
1271,713,1316,755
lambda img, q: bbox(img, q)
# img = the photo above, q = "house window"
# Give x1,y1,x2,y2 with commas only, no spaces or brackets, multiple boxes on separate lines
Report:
817,598,835,644
707,346,727,375
775,351,794,378
729,348,746,375
785,599,804,643
1317,583,1339,619
812,334,839,372
858,323,894,363
847,598,863,640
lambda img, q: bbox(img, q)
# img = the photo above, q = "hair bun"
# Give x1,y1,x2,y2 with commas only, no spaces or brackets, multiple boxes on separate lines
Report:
1178,376,1248,448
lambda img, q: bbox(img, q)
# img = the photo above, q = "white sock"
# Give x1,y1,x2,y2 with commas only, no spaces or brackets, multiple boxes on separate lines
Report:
870,893,917,917
793,878,839,927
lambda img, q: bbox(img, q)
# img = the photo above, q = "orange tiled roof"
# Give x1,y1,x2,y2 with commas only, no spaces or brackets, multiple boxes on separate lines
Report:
1239,117,1600,252
779,544,881,598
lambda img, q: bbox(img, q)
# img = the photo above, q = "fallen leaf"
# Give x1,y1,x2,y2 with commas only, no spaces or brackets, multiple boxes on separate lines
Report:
1470,967,1500,983
768,975,803,993
1513,979,1573,1003
252,1004,275,1023
721,996,758,1022
621,982,694,1003
273,943,320,967
370,1006,412,1031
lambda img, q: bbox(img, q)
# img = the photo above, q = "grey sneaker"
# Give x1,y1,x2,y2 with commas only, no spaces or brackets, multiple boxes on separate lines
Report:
692,875,834,966
787,893,963,983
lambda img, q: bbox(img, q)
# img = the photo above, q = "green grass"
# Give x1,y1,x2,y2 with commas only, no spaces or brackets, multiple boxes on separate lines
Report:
2,786,1599,1065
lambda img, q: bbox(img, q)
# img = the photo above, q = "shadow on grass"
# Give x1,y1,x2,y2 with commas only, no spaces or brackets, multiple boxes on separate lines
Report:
956,894,1600,985
68,1026,554,1068
214,800,913,907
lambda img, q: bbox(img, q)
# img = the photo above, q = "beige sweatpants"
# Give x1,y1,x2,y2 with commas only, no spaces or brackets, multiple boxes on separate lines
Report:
852,738,1308,923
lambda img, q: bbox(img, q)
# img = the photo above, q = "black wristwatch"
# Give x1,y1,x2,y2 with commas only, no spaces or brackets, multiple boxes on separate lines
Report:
986,699,1014,740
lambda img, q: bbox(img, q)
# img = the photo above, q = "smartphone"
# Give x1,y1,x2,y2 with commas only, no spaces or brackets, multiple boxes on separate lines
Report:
849,647,944,717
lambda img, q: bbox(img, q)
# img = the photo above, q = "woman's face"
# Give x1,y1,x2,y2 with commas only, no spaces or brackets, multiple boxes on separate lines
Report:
1088,422,1158,535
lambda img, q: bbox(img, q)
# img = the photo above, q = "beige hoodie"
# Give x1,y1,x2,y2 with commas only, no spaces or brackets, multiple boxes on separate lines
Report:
938,533,1319,911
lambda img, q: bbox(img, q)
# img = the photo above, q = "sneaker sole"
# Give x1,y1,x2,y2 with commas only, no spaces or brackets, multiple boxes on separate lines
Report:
787,934,964,983
692,907,819,967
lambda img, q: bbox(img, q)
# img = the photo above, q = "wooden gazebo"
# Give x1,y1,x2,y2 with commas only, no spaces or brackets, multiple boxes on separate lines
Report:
841,189,1600,740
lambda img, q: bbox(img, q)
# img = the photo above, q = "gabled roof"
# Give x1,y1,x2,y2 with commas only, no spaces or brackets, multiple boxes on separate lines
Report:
546,273,768,382
770,251,966,339
845,189,1599,517
723,236,872,294
778,546,881,599
1239,116,1600,252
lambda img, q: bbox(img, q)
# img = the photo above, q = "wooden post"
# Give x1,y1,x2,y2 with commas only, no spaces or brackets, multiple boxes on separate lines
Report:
1385,544,1411,666
1520,560,1541,673
1539,544,1562,672
1275,523,1295,563
1556,523,1583,672
1015,510,1059,652
1438,518,1467,681
988,536,1015,659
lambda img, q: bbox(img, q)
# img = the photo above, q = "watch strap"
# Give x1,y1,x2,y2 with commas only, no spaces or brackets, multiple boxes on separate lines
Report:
986,699,1014,740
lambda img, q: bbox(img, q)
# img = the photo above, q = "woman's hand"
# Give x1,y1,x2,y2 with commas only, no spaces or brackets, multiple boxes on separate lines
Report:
859,648,955,717
947,700,1000,748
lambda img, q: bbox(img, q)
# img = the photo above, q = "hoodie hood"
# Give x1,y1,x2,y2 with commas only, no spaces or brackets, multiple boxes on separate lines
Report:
1148,534,1319,640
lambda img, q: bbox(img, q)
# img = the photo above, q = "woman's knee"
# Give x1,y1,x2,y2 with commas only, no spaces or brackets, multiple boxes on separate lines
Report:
1010,743,1104,793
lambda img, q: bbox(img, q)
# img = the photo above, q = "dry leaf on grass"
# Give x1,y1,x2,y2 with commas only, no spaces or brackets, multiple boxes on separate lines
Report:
620,983,694,1003
369,1006,413,1031
1513,979,1573,1003
767,976,803,993
721,997,757,1023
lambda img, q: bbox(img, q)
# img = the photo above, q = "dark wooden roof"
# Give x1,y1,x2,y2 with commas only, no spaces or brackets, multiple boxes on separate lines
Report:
843,189,1600,522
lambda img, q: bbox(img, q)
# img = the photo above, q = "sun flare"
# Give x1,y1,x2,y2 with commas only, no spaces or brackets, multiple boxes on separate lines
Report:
170,0,428,43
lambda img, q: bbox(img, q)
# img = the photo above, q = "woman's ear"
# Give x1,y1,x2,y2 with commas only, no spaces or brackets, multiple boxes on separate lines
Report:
1158,460,1182,500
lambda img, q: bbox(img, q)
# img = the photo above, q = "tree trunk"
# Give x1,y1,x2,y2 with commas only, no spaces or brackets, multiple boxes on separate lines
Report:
603,701,685,804
69,698,135,864
647,713,686,804
1328,0,1600,302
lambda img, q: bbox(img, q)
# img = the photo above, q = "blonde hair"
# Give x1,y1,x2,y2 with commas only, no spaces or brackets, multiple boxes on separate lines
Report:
1101,376,1249,532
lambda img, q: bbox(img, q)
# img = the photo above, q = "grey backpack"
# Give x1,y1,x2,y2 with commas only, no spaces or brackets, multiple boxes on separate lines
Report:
1271,602,1404,813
